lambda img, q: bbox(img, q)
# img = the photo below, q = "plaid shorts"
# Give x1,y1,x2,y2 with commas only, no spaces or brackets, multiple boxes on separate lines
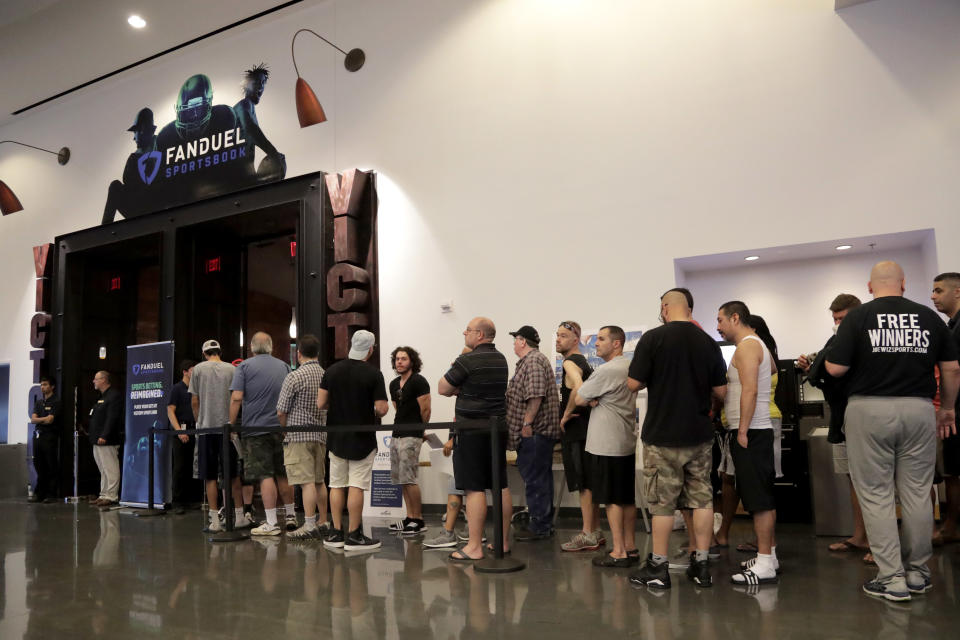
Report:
642,440,713,516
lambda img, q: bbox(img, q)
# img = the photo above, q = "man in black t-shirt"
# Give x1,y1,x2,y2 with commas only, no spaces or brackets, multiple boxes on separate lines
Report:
387,346,431,535
318,330,389,552
166,360,197,513
556,321,603,553
931,272,960,545
626,290,727,589
826,261,960,602
438,316,513,561
29,376,61,503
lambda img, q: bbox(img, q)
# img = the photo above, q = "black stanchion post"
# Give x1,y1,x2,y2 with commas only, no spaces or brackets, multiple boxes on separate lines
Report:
209,423,248,542
475,417,525,574
135,427,164,517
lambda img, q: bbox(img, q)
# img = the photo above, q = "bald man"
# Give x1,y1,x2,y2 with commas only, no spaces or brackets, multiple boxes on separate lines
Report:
439,317,513,561
627,290,727,588
826,261,960,601
230,331,295,535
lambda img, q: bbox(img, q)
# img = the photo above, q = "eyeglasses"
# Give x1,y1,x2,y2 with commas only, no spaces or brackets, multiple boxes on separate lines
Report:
464,327,482,333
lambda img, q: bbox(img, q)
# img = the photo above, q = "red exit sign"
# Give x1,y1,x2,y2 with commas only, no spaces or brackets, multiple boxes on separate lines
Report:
206,257,221,273
110,277,121,291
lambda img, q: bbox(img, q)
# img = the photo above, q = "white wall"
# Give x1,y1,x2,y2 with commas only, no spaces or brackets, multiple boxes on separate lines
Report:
684,246,932,359
2,0,960,444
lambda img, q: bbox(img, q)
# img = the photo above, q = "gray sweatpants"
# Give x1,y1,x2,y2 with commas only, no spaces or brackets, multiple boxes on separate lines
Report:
844,395,936,586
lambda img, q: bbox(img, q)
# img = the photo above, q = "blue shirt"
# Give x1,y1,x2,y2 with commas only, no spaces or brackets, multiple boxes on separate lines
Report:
230,354,291,435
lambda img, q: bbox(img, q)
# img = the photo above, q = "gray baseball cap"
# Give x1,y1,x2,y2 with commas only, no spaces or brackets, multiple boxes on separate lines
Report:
348,330,375,360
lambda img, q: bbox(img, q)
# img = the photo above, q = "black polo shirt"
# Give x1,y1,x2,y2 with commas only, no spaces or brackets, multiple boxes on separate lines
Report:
829,296,957,398
443,343,508,422
167,380,194,427
32,395,61,433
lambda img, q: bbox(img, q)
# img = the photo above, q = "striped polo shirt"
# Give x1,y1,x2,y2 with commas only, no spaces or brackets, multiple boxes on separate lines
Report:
443,343,508,421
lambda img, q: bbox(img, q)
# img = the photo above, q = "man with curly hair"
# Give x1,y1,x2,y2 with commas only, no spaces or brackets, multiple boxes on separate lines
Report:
387,346,431,535
233,63,285,183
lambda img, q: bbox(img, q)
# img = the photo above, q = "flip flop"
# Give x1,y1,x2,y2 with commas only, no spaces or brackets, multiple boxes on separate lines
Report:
828,539,869,553
448,549,482,563
736,541,758,553
862,552,875,566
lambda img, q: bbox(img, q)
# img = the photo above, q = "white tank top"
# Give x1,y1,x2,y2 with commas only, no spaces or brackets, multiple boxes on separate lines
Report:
724,335,772,430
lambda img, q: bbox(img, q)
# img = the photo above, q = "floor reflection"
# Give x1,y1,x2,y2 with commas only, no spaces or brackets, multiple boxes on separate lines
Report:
0,501,958,639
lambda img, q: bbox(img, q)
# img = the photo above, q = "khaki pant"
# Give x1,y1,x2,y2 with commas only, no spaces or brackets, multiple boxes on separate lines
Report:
93,444,121,501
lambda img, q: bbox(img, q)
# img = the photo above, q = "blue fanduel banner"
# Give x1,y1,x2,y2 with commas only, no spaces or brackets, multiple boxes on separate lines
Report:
120,341,174,508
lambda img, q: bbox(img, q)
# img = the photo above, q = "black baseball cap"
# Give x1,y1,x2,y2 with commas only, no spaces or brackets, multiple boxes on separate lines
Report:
509,325,540,345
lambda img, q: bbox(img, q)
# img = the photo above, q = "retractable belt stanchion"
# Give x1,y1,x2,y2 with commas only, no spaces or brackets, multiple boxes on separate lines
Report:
210,423,248,542
135,427,164,517
475,416,525,574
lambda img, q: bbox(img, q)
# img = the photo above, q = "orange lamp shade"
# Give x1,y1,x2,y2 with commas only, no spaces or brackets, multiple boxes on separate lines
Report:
0,180,24,215
295,77,327,128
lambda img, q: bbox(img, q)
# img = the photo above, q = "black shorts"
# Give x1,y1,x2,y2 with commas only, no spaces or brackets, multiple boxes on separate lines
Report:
453,431,508,492
584,452,635,506
730,429,775,513
198,433,240,481
943,432,960,478
561,439,588,492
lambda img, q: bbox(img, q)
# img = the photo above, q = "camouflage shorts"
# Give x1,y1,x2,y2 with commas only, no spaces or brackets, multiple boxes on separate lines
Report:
641,441,713,516
390,436,422,485
241,433,286,482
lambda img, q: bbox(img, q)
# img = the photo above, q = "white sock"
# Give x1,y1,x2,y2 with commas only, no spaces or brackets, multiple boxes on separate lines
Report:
284,503,295,517
235,507,244,522
265,508,278,526
210,511,219,523
304,514,317,530
753,553,776,576
770,545,777,560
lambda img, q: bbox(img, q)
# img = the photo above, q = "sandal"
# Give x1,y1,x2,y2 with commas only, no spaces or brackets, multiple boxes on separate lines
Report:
448,549,482,563
736,541,758,553
828,539,869,553
485,543,510,555
730,568,779,585
862,552,875,566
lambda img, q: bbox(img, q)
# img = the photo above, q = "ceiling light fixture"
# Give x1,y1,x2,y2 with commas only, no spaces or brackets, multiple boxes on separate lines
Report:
290,28,365,128
128,15,146,29
0,140,71,215
836,244,852,251
744,255,760,262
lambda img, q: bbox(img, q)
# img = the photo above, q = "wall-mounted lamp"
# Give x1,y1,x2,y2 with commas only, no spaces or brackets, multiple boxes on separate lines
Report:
0,140,71,215
290,28,365,128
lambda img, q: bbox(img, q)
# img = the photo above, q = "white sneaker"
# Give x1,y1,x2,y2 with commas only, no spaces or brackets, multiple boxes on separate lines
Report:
208,518,223,533
234,513,255,529
251,522,282,536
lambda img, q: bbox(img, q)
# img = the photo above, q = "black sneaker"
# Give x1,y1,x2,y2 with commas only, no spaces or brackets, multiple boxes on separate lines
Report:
323,529,345,549
389,517,414,532
515,527,554,542
344,528,381,552
686,552,712,587
629,555,672,589
401,519,427,536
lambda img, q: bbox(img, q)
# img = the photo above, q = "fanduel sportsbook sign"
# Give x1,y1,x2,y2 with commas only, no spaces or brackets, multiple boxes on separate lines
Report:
102,67,287,224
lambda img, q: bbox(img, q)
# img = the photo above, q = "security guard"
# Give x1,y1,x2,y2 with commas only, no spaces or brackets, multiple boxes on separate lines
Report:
89,371,123,507
29,376,61,503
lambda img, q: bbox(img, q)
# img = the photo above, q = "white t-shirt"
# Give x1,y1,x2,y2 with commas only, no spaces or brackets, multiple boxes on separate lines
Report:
578,355,638,456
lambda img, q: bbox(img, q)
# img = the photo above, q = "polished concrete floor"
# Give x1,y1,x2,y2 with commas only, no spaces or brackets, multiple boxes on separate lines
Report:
0,500,958,639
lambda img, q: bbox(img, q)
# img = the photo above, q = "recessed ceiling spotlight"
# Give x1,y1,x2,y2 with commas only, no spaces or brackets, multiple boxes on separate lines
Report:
836,244,852,251
128,15,146,29
744,255,759,262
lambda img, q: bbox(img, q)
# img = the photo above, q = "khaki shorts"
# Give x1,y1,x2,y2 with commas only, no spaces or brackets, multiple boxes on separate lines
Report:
642,441,713,516
283,441,327,485
329,450,376,490
390,436,422,485
833,442,849,475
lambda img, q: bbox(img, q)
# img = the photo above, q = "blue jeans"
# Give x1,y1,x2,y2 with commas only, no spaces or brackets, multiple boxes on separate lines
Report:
516,434,557,534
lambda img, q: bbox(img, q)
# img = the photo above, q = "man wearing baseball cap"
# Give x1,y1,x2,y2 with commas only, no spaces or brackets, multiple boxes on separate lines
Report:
189,339,251,532
507,325,562,541
317,329,389,552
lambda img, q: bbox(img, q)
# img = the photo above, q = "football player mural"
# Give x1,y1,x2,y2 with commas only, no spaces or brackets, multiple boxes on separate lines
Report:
102,65,286,225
